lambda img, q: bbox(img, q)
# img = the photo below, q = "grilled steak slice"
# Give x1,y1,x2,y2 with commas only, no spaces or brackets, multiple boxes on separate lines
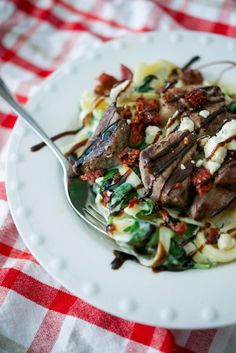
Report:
189,186,236,221
75,103,130,173
188,87,229,136
160,87,187,122
160,85,226,128
140,131,196,208
215,159,236,191
199,110,236,137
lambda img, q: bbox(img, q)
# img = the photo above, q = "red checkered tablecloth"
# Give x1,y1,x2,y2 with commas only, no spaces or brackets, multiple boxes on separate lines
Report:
1,1,236,352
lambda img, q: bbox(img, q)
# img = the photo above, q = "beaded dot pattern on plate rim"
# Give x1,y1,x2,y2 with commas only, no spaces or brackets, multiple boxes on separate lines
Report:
7,31,236,328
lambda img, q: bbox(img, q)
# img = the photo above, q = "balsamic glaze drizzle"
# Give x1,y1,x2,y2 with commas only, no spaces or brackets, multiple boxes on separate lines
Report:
163,160,193,195
162,79,178,94
200,106,227,129
65,139,88,157
152,139,196,177
110,184,142,209
111,250,138,270
75,119,120,167
31,126,83,152
104,170,131,192
145,131,189,165
182,55,201,71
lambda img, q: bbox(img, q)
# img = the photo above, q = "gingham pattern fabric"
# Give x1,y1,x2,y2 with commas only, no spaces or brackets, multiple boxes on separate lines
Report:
0,1,236,352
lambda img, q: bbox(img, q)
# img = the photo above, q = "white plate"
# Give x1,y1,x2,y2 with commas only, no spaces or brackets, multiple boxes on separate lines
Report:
6,31,236,329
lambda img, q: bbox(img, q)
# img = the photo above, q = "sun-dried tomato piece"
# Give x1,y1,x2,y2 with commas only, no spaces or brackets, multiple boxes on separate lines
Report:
95,73,118,96
120,64,133,80
192,167,213,196
206,227,219,244
159,209,187,235
198,183,212,196
118,147,140,167
181,69,203,85
118,106,132,120
98,73,118,89
185,88,208,109
173,182,182,189
130,97,160,145
130,122,145,145
136,97,160,125
102,191,111,207
128,196,139,208
80,169,104,183
172,221,187,235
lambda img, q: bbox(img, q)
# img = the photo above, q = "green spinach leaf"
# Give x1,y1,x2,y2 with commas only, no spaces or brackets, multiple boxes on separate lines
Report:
125,220,157,255
98,168,118,193
137,198,154,217
135,75,158,93
156,239,194,271
108,183,134,209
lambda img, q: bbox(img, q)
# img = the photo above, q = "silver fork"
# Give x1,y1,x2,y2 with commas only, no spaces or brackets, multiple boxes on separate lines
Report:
0,77,107,235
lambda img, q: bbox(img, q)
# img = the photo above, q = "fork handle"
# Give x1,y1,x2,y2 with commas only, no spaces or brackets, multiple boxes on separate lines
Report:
0,77,69,171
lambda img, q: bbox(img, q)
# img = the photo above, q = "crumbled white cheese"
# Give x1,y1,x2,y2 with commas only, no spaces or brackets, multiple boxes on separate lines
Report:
191,160,195,164
203,120,236,174
127,119,131,125
199,110,210,118
196,159,203,167
203,160,221,175
180,164,186,170
110,80,132,104
216,120,236,146
126,171,141,188
228,140,236,150
178,117,195,132
145,125,161,144
204,136,227,164
218,233,236,250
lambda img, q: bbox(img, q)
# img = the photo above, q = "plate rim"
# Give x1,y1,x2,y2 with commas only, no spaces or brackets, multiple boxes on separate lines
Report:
6,30,236,329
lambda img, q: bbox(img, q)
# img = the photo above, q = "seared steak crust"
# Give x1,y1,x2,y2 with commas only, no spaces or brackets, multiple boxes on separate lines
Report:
140,131,196,208
75,104,130,173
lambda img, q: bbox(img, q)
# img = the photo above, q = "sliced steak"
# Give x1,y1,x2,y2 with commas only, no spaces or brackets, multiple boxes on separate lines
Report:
159,87,187,122
183,86,228,135
140,131,196,208
185,86,225,110
215,159,236,191
199,86,225,105
198,110,236,137
160,85,228,133
75,103,130,173
189,186,236,220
